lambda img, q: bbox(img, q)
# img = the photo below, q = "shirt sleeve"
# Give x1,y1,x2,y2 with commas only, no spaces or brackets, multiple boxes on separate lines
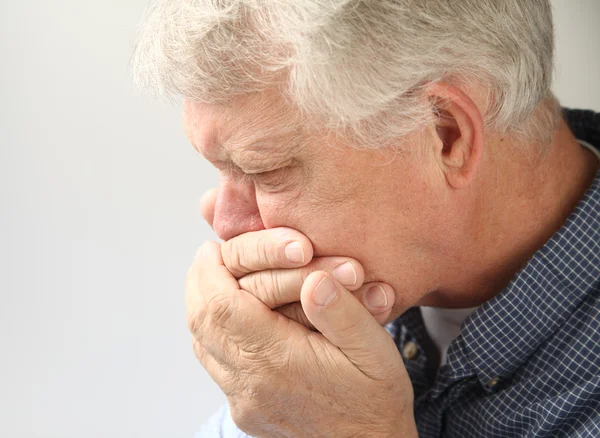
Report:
195,404,253,438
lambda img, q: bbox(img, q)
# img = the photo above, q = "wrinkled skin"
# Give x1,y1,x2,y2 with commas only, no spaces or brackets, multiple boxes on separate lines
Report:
186,239,417,437
183,89,454,317
184,84,598,436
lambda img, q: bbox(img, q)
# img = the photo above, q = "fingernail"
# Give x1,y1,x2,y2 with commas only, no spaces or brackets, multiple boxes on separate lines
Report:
332,262,357,286
285,241,305,264
366,285,388,308
313,276,338,306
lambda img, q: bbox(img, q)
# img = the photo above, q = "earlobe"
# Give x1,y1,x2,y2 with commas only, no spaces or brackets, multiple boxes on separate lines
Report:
427,83,484,189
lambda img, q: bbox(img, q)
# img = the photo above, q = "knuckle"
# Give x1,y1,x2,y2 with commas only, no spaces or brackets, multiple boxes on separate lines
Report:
223,237,256,274
187,241,222,288
238,328,286,361
198,240,212,254
266,270,284,303
256,235,275,266
194,241,218,264
221,238,241,270
254,270,272,293
207,291,237,326
243,271,276,304
255,271,272,294
223,229,297,275
237,241,253,272
242,270,290,308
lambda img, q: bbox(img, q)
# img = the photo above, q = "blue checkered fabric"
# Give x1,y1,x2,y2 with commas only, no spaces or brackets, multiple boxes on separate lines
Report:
197,109,600,437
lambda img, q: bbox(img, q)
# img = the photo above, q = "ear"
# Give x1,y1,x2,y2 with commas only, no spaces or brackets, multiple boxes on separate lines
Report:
425,82,484,189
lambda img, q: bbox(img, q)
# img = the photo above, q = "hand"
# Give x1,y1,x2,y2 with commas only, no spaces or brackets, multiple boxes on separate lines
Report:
186,241,418,437
199,189,396,329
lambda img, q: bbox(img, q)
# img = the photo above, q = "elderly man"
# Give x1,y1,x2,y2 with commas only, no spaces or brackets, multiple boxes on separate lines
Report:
133,1,600,436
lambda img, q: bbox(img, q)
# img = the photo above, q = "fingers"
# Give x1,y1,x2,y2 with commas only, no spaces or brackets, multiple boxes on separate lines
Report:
186,241,296,359
238,257,364,309
352,282,396,326
276,281,395,330
200,188,218,228
185,241,239,332
300,272,402,380
221,228,314,279
185,241,241,349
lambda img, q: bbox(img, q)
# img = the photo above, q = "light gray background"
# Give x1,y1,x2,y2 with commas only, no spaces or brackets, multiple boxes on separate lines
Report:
0,1,598,437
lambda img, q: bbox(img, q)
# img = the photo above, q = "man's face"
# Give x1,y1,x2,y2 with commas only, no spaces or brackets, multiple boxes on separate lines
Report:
183,91,454,315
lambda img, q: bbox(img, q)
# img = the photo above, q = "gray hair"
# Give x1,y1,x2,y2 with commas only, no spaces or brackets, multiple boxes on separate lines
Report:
132,0,560,147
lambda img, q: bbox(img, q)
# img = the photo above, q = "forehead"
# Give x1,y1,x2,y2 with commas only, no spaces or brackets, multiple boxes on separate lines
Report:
183,92,303,163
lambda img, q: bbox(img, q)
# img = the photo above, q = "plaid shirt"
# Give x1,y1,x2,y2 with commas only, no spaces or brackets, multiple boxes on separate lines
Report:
198,109,600,438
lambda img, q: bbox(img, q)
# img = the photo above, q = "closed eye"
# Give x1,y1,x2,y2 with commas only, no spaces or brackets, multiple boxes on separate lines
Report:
230,165,297,194
228,165,283,185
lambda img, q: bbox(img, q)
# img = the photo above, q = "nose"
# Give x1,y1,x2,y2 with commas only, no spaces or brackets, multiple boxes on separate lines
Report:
212,176,266,241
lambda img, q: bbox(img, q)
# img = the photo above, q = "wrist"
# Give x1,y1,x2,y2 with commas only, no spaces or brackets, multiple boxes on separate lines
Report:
347,415,418,438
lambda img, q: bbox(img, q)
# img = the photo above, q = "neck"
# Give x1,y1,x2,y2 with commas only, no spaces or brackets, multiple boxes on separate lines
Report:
431,119,599,308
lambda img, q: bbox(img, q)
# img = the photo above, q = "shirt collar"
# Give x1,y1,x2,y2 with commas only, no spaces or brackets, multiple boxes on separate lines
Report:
446,109,600,391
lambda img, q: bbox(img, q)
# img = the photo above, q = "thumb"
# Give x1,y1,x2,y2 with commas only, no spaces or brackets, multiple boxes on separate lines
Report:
200,188,218,228
300,271,400,380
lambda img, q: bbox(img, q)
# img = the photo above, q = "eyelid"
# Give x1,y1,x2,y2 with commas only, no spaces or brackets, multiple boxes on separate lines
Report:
226,158,299,191
227,164,276,184
248,167,293,192
240,157,297,175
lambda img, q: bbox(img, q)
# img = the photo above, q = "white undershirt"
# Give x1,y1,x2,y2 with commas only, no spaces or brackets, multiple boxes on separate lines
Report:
420,306,477,366
579,139,600,161
421,139,599,368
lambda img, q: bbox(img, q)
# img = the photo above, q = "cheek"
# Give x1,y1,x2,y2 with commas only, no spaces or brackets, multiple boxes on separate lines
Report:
256,160,379,250
256,188,372,258
255,191,306,230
